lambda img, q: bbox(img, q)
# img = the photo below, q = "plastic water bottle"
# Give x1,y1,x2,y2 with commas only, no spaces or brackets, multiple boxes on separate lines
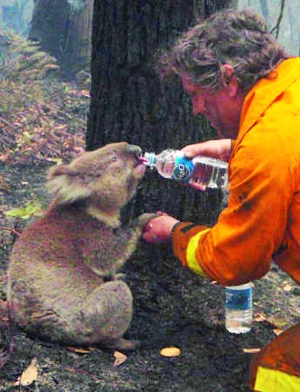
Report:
143,149,228,189
225,283,253,334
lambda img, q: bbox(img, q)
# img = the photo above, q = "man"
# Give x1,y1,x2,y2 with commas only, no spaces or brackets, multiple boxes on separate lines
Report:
142,8,300,392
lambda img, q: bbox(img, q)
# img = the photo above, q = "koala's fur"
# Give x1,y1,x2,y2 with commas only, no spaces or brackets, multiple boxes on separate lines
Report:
7,142,156,350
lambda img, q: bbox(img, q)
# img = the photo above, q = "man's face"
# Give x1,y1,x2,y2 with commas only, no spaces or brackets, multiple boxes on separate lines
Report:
181,74,243,139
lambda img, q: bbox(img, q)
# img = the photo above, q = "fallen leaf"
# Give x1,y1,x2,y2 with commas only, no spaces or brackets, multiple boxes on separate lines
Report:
80,90,90,98
243,348,261,354
265,315,288,329
5,202,42,219
66,346,95,354
254,313,285,330
113,351,127,367
14,357,38,386
160,347,181,357
254,313,267,322
273,328,284,336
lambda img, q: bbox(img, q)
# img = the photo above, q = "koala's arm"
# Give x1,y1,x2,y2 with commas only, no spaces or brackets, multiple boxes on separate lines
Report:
85,213,158,280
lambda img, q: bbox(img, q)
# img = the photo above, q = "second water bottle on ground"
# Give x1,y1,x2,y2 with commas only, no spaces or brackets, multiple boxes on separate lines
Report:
225,283,253,334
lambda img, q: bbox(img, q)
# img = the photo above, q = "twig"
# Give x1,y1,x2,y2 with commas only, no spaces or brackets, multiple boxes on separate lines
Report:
270,0,285,39
0,226,21,236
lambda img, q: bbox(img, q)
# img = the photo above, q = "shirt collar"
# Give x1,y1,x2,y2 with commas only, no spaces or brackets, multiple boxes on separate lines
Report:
238,58,300,141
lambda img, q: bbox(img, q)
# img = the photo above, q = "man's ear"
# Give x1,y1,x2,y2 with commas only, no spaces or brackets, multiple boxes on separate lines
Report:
220,64,239,98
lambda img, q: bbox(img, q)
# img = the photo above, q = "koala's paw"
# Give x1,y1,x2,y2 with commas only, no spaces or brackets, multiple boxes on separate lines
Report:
114,272,126,280
102,272,125,282
135,213,159,229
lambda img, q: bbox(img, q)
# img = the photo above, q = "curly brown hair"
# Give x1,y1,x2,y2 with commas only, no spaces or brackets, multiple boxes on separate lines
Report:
157,8,290,93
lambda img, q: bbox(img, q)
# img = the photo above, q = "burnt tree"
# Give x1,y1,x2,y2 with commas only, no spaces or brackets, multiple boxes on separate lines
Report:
88,0,232,227
29,0,93,78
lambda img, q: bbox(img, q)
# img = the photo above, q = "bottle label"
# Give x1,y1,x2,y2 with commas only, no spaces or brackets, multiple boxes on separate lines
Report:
225,287,252,311
172,156,195,182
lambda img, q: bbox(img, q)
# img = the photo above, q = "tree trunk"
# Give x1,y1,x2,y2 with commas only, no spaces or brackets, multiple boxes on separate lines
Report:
88,0,231,228
29,0,92,78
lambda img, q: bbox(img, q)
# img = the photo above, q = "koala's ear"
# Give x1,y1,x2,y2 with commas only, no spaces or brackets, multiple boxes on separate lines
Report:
47,164,91,204
47,164,77,180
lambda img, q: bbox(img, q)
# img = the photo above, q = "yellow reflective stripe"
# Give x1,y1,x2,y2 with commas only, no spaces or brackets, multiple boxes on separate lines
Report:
186,229,210,277
254,366,300,392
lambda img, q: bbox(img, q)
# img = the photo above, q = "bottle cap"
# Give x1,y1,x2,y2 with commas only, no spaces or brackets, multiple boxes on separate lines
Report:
143,152,156,168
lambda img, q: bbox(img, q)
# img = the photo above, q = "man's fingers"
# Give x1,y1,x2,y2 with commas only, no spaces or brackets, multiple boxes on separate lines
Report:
156,211,168,216
189,181,206,191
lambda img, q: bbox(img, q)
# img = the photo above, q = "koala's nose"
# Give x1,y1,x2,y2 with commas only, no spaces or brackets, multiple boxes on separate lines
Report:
126,144,142,158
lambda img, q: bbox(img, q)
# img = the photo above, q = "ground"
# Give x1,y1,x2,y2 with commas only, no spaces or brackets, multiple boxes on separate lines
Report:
1,161,300,392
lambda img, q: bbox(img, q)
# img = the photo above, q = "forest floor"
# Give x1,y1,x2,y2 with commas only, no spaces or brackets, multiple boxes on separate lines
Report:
1,161,300,392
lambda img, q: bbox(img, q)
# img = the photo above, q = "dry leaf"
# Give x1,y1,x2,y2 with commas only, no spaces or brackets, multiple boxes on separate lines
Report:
80,90,90,98
113,351,127,367
273,328,284,336
66,346,95,354
254,313,284,330
283,284,293,292
243,348,261,354
14,357,38,386
160,347,181,357
254,313,267,322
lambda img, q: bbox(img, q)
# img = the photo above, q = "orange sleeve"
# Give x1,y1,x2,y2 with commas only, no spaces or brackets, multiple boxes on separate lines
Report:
172,222,209,274
172,127,294,286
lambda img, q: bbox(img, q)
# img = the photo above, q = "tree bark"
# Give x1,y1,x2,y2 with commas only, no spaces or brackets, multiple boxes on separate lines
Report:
88,0,231,228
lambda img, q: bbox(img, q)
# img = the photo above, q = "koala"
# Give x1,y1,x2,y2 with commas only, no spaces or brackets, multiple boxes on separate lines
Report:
7,142,156,350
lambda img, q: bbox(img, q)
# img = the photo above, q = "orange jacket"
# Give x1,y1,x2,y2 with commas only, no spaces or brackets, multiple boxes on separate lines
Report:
172,58,300,286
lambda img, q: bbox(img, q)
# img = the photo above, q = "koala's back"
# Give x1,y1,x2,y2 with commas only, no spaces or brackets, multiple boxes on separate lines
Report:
8,204,106,316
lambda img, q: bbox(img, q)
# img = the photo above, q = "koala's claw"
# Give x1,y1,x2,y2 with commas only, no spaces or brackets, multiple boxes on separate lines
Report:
135,213,159,228
102,272,125,282
114,272,126,280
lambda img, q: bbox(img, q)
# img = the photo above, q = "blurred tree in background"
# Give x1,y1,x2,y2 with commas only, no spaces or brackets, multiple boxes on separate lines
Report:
28,0,92,79
0,0,34,36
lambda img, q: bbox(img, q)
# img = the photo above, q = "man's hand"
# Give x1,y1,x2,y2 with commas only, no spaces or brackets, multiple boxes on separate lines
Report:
142,212,179,244
181,139,233,162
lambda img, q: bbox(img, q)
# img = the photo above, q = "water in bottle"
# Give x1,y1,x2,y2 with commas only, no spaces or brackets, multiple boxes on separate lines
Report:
225,283,253,334
143,149,228,189
192,156,228,189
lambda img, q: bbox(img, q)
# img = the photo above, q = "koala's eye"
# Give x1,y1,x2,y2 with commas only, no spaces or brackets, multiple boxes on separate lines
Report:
111,156,118,162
